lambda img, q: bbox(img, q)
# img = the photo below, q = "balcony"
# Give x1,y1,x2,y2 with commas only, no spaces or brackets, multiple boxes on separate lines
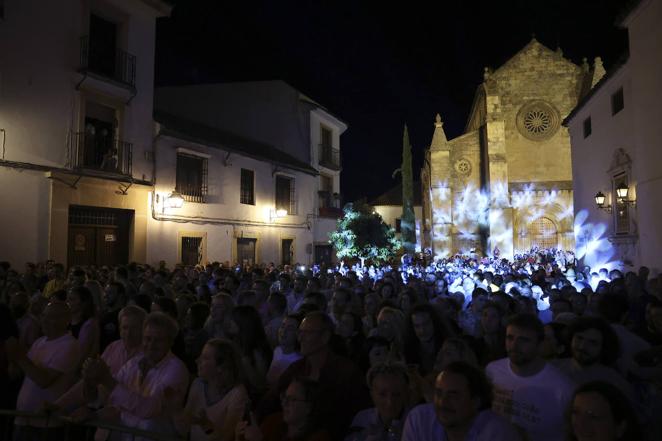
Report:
319,144,341,170
70,132,133,176
318,191,343,218
79,36,136,89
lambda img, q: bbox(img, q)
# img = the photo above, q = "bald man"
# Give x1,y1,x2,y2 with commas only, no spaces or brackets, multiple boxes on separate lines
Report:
8,302,80,440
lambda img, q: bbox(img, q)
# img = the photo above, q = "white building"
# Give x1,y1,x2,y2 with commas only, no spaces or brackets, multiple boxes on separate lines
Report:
0,0,171,269
151,81,347,267
369,183,423,251
565,0,662,272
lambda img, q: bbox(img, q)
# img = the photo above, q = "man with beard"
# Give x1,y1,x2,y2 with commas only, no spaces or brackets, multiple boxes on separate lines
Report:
486,313,573,441
554,317,633,400
402,361,519,440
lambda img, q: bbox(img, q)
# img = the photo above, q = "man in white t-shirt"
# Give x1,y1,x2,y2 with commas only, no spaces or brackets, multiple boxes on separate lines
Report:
9,302,81,441
402,361,520,441
486,313,574,441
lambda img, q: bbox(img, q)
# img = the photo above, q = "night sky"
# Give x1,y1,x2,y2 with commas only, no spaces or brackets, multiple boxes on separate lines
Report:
155,0,628,202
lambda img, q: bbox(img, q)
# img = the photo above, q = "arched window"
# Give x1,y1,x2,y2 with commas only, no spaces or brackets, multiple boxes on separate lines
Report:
529,217,558,250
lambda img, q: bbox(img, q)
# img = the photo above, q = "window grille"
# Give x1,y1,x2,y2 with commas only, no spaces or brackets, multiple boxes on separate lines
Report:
176,153,208,203
276,175,296,214
240,169,255,205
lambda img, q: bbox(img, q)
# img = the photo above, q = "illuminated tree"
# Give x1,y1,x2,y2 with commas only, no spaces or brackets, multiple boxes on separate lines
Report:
329,203,402,265
401,125,416,254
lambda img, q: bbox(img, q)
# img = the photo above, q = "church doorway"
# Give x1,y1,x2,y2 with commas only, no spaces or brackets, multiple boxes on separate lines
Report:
529,217,558,250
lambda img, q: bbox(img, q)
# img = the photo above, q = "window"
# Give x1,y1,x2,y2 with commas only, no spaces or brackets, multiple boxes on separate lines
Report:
181,236,203,266
611,88,624,115
237,238,257,266
176,153,208,203
275,175,296,214
583,117,592,138
395,218,402,233
240,168,255,205
320,126,332,149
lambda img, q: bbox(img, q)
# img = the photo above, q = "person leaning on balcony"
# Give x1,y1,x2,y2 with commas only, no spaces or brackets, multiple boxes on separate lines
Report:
81,311,189,440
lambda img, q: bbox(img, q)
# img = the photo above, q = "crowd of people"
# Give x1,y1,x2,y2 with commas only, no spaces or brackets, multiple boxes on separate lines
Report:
0,248,661,441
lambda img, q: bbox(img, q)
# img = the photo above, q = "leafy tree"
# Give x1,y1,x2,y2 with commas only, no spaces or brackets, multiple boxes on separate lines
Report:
329,203,401,265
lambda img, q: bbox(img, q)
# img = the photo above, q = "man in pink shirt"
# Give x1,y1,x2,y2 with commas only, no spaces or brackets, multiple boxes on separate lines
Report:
83,311,189,440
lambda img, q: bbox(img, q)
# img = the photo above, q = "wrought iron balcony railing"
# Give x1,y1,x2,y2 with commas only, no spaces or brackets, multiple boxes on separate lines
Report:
70,131,133,176
319,144,341,170
79,35,137,88
318,190,343,218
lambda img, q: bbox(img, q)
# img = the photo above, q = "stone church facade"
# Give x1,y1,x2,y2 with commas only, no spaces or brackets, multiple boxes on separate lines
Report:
421,38,604,259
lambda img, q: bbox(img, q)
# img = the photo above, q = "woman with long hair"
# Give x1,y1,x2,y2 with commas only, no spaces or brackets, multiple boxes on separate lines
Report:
175,338,250,441
67,286,100,363
226,305,273,395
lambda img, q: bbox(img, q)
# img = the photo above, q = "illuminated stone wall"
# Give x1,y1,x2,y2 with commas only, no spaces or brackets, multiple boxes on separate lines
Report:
423,38,592,258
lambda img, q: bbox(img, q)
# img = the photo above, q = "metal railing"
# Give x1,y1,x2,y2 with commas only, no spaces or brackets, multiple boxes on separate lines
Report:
70,131,133,176
79,36,137,88
318,191,343,218
0,409,184,441
319,144,341,170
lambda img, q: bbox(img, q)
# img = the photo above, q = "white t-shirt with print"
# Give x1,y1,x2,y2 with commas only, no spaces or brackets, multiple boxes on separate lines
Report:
486,358,574,441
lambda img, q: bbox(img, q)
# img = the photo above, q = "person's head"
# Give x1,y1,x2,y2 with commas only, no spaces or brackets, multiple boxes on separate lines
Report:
331,288,352,316
570,292,588,316
293,276,306,293
9,291,30,319
298,311,334,357
151,296,178,321
337,311,362,339
364,292,380,317
227,305,270,357
540,322,568,360
597,294,629,324
118,305,147,349
41,302,72,338
645,300,662,334
278,315,302,350
104,282,126,309
210,293,235,323
433,337,478,372
378,282,395,300
186,302,210,330
551,298,573,319
505,313,545,367
267,292,287,317
480,301,503,335
142,312,179,364
376,306,406,344
281,378,321,430
197,338,244,387
568,381,641,441
434,361,492,429
366,363,409,424
67,286,96,320
366,335,392,367
569,317,619,367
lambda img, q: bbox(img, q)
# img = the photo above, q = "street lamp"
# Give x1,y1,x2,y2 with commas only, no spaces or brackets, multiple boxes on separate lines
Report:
594,191,611,213
166,190,184,209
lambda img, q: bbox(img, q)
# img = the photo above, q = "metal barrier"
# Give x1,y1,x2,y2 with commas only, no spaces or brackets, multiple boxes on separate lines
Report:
0,409,185,441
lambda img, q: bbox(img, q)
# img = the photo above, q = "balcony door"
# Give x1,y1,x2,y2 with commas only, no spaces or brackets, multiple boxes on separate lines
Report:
89,14,117,78
83,101,117,170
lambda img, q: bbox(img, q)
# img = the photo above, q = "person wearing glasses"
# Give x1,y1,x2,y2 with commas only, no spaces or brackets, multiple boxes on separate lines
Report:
236,377,330,441
257,311,370,440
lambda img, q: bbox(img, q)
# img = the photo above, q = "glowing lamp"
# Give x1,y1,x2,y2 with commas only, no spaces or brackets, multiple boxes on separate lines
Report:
594,192,606,206
166,190,184,209
276,209,288,218
594,191,611,213
616,183,628,200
